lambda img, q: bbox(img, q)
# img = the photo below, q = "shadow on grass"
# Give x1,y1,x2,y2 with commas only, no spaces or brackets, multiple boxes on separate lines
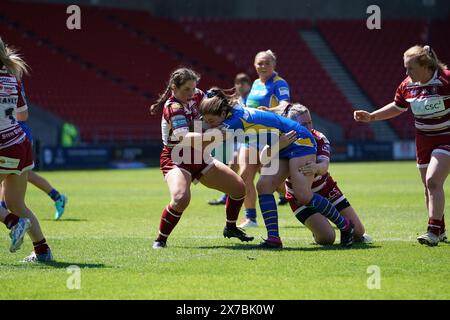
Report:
0,261,109,269
191,243,381,251
42,218,88,222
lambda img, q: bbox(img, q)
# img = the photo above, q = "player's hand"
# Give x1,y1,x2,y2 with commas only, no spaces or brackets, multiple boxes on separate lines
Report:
279,130,297,149
257,106,269,111
354,110,373,122
299,161,317,176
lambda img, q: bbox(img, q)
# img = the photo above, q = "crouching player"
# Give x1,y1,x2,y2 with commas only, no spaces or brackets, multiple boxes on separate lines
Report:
285,104,372,245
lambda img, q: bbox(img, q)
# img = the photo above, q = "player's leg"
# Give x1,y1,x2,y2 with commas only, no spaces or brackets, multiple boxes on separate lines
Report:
339,206,365,240
153,168,192,249
287,192,335,245
199,160,253,242
304,213,336,245
237,146,260,227
0,174,29,252
418,152,450,246
289,154,354,247
275,182,288,205
28,171,67,220
256,159,290,248
4,172,52,260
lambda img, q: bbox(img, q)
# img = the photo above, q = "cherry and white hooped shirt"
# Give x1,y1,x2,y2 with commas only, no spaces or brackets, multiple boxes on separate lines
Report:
394,69,450,137
0,66,27,149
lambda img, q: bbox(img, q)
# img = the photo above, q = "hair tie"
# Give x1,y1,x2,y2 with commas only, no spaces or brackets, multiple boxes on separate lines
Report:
206,89,219,98
424,45,431,55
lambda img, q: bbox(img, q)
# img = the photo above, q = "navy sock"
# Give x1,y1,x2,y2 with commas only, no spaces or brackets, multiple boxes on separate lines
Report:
245,208,257,220
307,193,347,230
258,194,280,239
0,201,7,209
48,189,60,201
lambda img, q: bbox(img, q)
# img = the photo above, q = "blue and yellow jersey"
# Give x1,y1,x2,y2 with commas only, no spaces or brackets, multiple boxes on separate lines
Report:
246,73,290,109
221,106,316,158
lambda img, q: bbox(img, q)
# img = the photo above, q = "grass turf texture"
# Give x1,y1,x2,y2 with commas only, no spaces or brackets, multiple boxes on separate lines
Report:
0,161,449,299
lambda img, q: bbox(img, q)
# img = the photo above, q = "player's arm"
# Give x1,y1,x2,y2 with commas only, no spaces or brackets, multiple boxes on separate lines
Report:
259,100,290,114
175,123,228,151
354,102,406,122
16,81,29,121
259,130,297,165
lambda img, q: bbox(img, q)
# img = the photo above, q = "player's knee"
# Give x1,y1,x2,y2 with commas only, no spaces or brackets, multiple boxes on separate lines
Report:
171,192,190,210
256,178,275,194
314,232,335,245
295,192,313,205
426,176,443,192
5,201,26,217
229,179,246,199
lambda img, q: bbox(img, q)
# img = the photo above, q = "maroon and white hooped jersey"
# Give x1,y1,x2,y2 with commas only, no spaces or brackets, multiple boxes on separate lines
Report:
0,66,27,149
161,88,205,148
286,128,331,193
394,69,450,137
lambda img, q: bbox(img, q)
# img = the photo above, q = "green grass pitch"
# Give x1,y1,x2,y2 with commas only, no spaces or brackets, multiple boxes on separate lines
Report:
0,161,448,299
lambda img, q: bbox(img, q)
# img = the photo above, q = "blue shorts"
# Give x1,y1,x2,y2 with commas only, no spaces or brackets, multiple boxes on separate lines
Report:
279,136,317,159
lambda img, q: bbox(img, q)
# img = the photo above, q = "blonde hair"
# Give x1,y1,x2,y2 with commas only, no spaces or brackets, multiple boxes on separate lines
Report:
404,45,447,72
286,103,310,120
0,37,29,79
255,49,277,67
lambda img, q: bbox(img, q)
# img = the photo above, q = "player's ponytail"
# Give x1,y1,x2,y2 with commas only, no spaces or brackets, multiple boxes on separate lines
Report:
150,67,200,115
200,87,234,116
404,45,447,73
150,85,171,115
0,37,29,80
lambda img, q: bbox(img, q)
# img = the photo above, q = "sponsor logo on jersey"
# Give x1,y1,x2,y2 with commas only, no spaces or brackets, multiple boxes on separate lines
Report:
278,87,289,96
252,89,268,96
0,97,18,104
410,97,446,116
171,115,188,129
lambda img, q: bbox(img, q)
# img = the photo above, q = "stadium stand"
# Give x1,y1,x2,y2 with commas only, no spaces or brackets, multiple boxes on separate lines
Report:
3,1,445,143
317,20,428,139
0,1,237,143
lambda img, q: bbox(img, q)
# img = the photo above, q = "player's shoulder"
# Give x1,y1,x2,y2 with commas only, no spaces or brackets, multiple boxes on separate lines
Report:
163,97,183,115
438,69,450,84
312,128,330,144
398,76,413,90
193,88,205,99
273,75,288,86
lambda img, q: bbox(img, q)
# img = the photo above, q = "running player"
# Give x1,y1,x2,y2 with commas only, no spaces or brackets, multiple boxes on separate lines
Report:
354,45,449,246
0,82,67,220
0,37,53,261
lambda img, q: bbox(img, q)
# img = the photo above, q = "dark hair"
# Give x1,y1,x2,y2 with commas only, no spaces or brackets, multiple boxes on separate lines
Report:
234,73,251,85
150,67,200,115
200,87,234,116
